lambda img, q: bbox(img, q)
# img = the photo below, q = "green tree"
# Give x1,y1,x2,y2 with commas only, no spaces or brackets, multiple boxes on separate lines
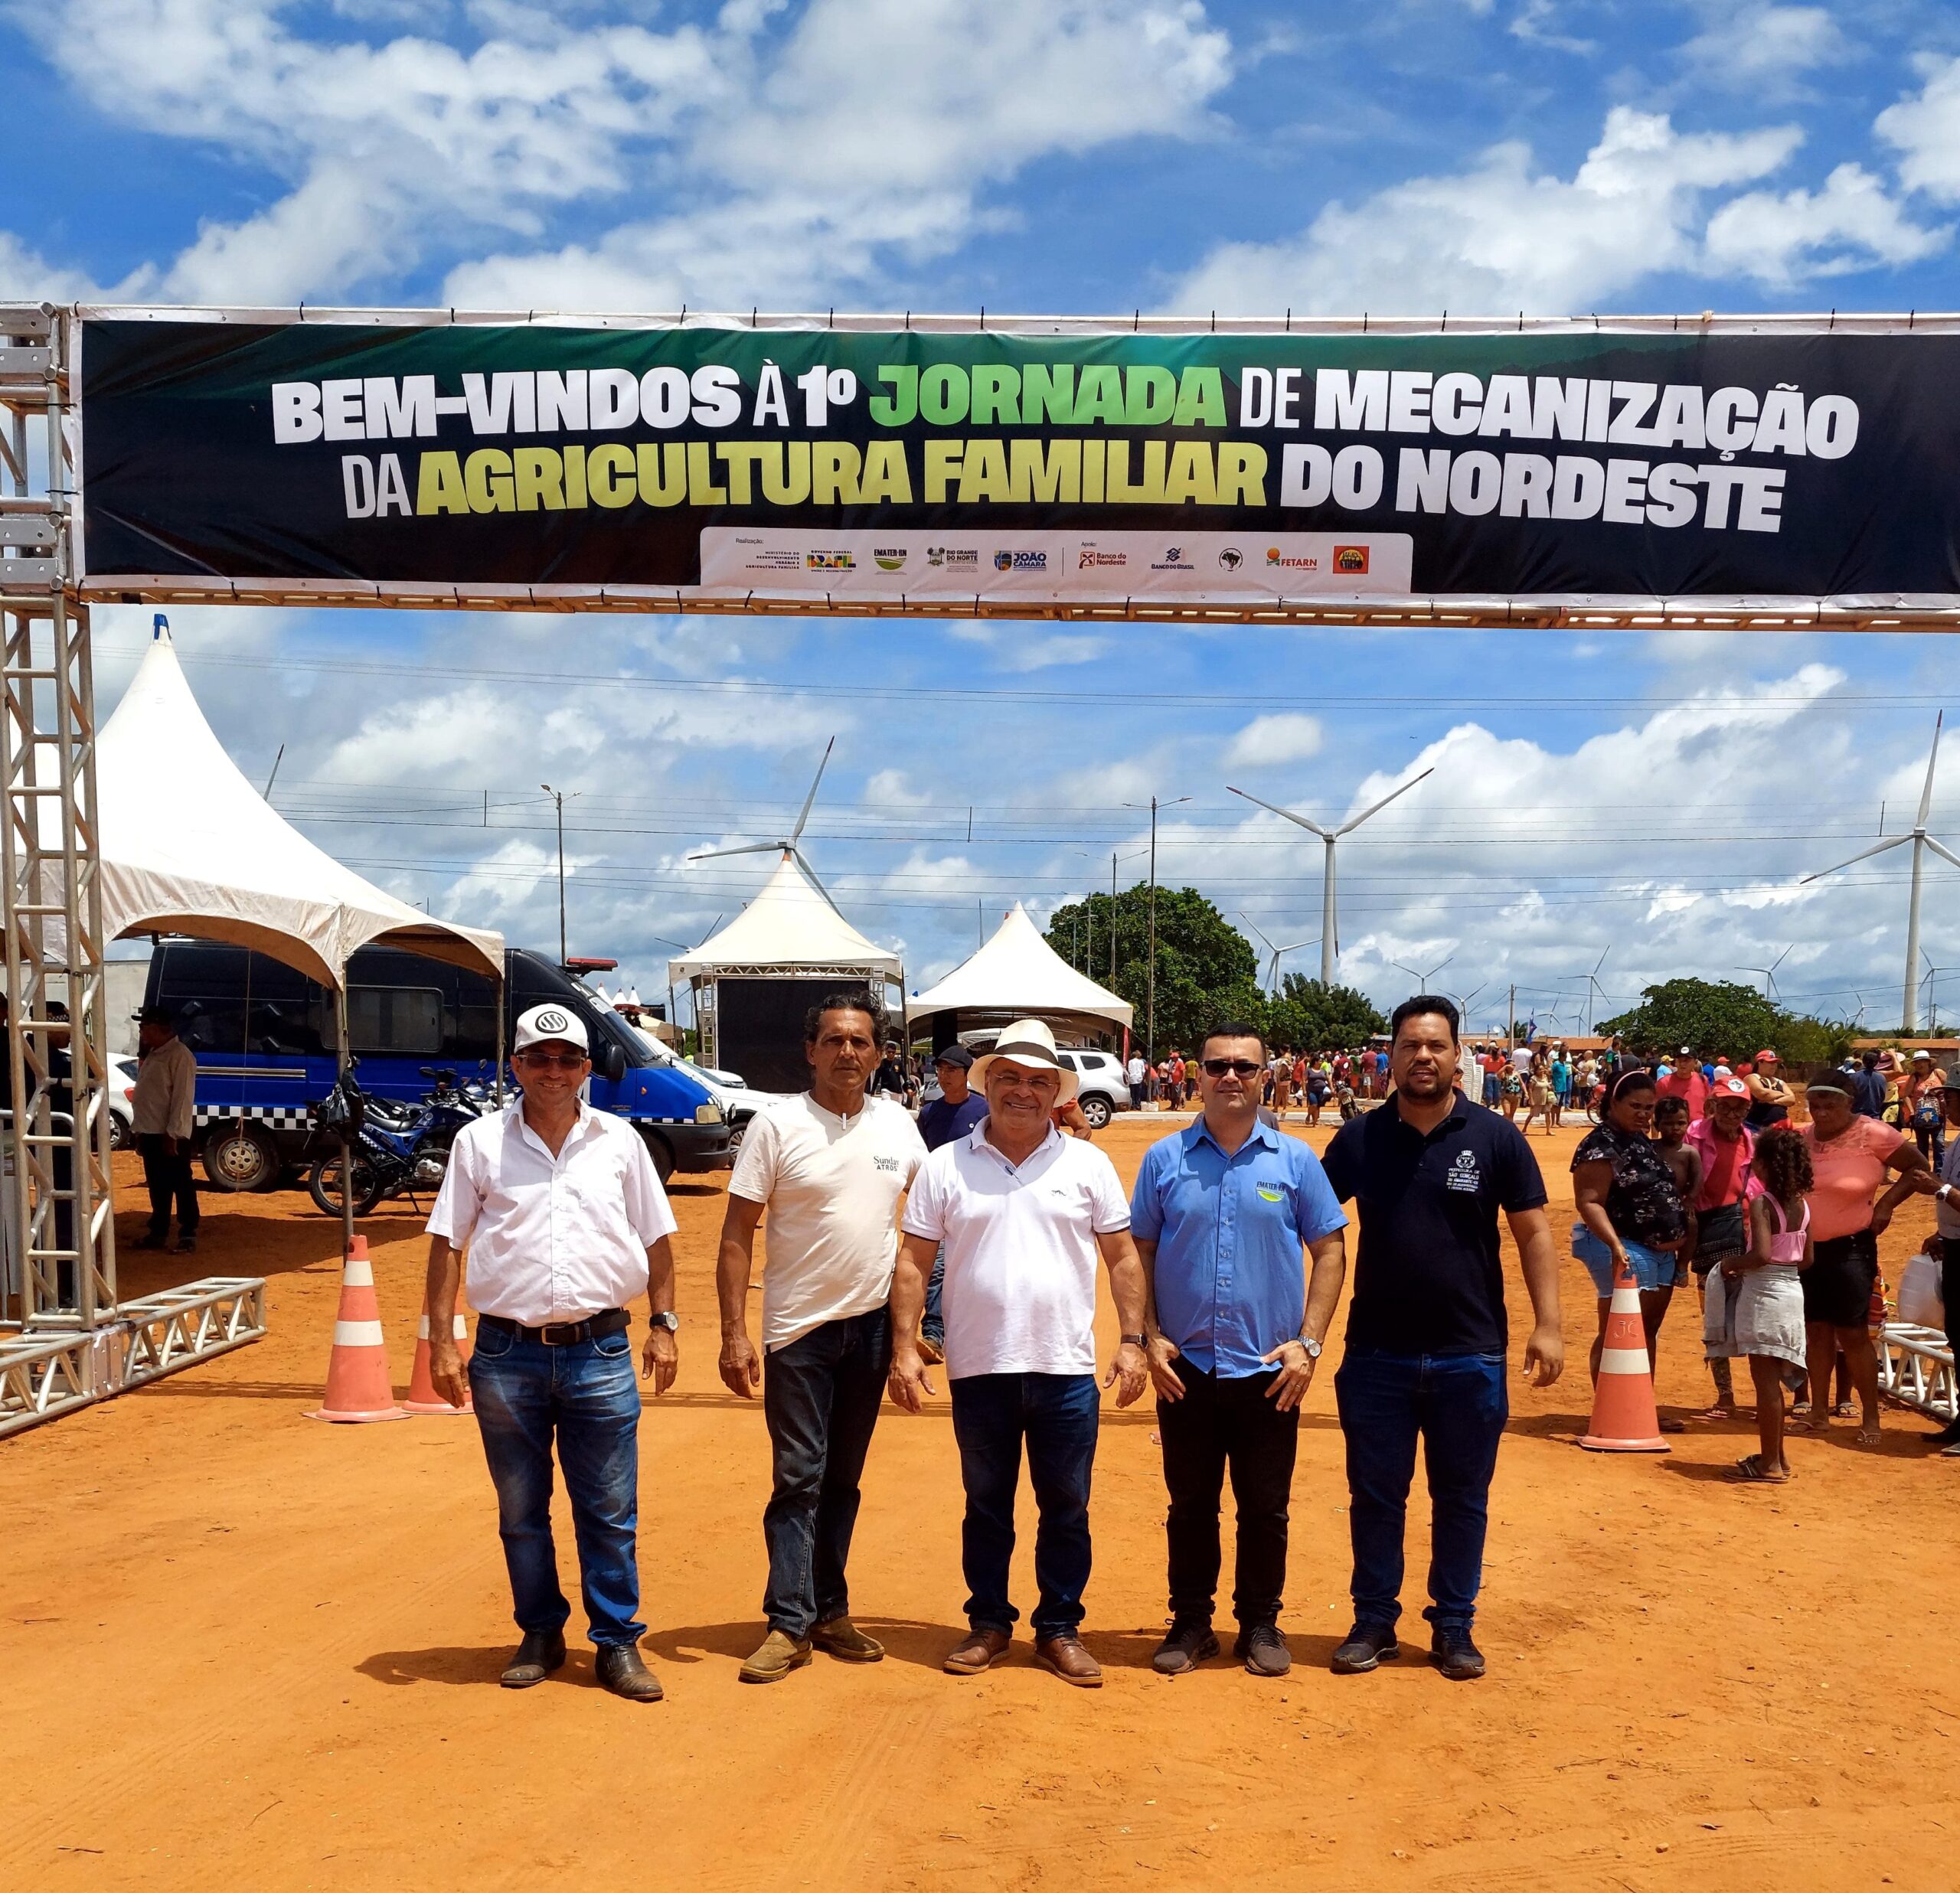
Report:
1597,978,1852,1065
1267,976,1387,1053
1045,886,1263,1056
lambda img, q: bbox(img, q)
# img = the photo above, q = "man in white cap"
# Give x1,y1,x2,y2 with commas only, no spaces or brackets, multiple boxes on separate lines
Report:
889,1019,1149,1689
715,992,927,1685
426,1003,679,1702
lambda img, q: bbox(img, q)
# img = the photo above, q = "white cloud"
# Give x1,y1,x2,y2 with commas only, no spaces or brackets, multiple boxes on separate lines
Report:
1877,54,1960,204
1704,161,1947,283
1509,2,1596,55
22,0,1230,309
946,622,1116,671
1676,4,1845,96
0,229,109,302
1223,712,1325,769
1166,106,1802,315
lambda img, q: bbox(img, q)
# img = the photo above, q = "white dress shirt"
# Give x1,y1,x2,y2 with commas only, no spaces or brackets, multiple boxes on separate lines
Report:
427,1098,677,1325
132,1036,197,1140
901,1120,1130,1380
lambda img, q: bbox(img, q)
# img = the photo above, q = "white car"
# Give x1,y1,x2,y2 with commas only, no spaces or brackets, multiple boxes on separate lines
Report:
1056,1049,1131,1129
108,1053,136,1149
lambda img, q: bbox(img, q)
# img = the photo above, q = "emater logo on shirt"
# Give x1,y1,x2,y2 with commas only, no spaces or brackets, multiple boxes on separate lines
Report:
1446,1149,1481,1193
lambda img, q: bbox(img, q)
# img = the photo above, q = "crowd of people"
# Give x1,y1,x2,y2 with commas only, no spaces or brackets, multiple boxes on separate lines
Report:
1125,1043,1392,1123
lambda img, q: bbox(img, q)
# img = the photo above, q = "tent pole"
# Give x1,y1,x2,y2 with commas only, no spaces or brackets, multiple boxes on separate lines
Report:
495,975,506,1108
335,984,354,1262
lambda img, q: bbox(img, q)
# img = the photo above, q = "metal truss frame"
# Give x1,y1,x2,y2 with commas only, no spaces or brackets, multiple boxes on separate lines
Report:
1,304,266,1437
1877,1323,1957,1423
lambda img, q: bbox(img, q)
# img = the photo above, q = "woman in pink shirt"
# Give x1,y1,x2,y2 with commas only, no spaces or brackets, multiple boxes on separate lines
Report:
1798,1073,1929,1443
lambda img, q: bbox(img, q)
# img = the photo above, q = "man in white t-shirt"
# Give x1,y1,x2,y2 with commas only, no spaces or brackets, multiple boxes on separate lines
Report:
890,1018,1149,1689
1126,1050,1148,1111
1510,1042,1534,1079
717,994,926,1685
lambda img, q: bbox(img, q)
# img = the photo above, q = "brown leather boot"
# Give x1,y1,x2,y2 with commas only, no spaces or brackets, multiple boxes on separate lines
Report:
1034,1634,1103,1689
942,1627,1011,1675
812,1616,885,1663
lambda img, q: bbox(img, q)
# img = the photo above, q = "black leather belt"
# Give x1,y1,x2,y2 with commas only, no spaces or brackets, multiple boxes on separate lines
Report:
479,1308,629,1347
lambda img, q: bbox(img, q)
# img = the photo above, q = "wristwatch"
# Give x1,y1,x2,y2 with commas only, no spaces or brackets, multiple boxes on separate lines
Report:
647,1310,679,1333
1299,1335,1323,1359
1120,1332,1147,1347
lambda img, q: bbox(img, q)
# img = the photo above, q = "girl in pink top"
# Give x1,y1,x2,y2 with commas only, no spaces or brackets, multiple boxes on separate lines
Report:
1716,1126,1812,1483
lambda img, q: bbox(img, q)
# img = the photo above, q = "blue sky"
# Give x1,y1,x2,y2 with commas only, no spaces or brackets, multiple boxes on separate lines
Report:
8,0,1960,1037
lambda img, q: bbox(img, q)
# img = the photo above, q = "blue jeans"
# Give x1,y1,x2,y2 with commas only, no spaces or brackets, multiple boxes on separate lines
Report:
762,1307,890,1639
921,1245,946,1345
469,1323,644,1648
1334,1349,1508,1637
949,1372,1099,1639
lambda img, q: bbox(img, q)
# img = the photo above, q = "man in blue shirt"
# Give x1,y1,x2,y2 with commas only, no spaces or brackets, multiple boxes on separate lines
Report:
1318,994,1563,1683
1132,1022,1348,1679
914,1046,988,1364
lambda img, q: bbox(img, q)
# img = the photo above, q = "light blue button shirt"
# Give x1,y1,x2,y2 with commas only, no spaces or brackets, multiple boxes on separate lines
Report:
1129,1116,1347,1377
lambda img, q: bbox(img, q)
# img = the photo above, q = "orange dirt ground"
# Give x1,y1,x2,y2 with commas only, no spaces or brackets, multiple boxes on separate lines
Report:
5,1117,1956,1891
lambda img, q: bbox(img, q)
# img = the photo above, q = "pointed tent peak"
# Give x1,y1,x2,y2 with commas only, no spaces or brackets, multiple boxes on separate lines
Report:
667,849,901,983
93,628,502,987
906,901,1132,1032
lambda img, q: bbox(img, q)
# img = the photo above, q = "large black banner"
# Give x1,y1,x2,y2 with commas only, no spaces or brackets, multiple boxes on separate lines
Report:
74,316,1960,606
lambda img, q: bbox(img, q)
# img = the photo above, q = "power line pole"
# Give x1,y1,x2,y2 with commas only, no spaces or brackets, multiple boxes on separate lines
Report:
1109,851,1119,986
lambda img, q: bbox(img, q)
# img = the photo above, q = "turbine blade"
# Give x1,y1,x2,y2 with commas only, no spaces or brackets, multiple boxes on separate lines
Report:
790,735,836,844
1239,910,1277,951
1338,765,1435,836
1227,785,1333,838
686,840,786,862
1923,834,1960,872
1916,710,1944,830
1801,833,1910,881
792,847,848,916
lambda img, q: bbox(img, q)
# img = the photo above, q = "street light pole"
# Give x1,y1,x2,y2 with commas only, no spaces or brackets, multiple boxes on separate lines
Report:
542,784,569,963
1124,795,1191,1060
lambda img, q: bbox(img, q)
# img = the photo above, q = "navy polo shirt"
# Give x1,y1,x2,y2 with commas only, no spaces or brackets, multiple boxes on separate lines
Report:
918,1092,988,1152
1130,1116,1348,1377
1319,1089,1547,1356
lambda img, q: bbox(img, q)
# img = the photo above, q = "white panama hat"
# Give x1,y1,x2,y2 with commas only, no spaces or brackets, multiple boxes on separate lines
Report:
969,1018,1079,1104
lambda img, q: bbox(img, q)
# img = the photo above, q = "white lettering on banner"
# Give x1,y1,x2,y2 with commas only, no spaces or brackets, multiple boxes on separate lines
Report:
363,375,437,439
1239,367,1273,429
1384,447,1791,531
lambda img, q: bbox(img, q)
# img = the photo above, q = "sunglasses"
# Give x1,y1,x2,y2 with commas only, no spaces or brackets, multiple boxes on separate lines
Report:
517,1051,586,1071
1201,1058,1263,1078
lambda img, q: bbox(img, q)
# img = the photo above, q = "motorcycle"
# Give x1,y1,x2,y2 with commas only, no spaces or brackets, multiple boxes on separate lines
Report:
306,1065,492,1218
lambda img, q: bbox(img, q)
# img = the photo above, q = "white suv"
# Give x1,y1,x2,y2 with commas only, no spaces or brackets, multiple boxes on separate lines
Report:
1057,1049,1129,1129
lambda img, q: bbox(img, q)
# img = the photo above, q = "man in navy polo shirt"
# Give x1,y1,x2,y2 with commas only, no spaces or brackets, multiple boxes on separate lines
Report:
1132,1022,1349,1678
1319,994,1563,1682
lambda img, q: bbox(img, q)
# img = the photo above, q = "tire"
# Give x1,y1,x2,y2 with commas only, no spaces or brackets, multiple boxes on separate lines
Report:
307,1149,390,1218
642,1131,676,1186
1078,1093,1113,1131
202,1122,279,1193
109,1113,130,1153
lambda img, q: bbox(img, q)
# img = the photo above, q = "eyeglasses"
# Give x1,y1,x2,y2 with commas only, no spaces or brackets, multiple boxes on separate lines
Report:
1201,1059,1263,1078
517,1052,586,1071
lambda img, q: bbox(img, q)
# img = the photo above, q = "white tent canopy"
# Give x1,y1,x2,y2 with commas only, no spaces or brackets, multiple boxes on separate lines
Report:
907,902,1132,1033
667,852,902,982
85,626,502,989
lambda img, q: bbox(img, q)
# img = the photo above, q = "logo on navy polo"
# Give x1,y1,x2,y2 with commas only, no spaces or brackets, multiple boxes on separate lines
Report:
1446,1149,1481,1193
534,1008,570,1034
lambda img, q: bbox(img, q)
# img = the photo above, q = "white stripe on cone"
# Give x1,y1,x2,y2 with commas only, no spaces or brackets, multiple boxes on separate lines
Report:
1599,1346,1651,1374
341,1255,374,1288
334,1319,386,1347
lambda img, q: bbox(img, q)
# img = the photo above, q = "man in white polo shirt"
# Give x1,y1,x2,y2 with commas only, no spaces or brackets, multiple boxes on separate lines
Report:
425,1003,679,1702
717,993,926,1685
890,1019,1148,1689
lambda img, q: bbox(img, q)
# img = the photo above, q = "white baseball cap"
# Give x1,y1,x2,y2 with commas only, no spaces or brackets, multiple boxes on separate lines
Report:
514,1003,590,1054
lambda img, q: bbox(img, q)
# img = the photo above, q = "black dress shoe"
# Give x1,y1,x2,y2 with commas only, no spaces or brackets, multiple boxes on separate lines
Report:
1430,1627,1486,1681
596,1643,665,1702
1330,1624,1400,1674
1924,1418,1960,1446
1151,1620,1220,1675
500,1628,567,1689
1235,1624,1292,1677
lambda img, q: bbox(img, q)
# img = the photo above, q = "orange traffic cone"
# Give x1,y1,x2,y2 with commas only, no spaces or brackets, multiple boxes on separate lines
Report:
305,1236,408,1423
406,1308,472,1415
1579,1251,1668,1452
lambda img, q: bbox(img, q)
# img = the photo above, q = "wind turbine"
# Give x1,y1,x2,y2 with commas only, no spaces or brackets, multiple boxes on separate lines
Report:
1390,951,1454,993
1923,951,1949,1035
1580,946,1611,1034
688,736,843,909
1228,765,1435,985
1736,945,1792,1002
1803,711,1958,1032
1240,912,1318,996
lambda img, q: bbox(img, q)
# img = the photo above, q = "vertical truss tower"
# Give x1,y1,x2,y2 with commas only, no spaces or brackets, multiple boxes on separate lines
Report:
0,305,263,1434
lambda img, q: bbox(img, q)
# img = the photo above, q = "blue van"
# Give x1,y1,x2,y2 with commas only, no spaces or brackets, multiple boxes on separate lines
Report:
142,940,733,1190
